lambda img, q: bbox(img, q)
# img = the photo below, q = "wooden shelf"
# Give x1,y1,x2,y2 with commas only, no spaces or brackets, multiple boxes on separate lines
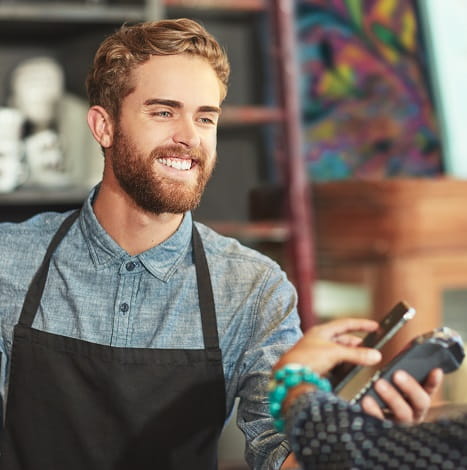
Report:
220,106,282,126
0,3,145,23
0,188,289,243
0,186,87,222
203,220,289,243
164,0,266,12
0,186,89,206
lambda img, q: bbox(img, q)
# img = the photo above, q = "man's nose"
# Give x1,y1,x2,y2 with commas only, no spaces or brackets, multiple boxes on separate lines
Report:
172,117,201,148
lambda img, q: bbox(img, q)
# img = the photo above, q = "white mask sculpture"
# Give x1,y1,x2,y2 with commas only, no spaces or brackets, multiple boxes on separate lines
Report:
9,56,71,188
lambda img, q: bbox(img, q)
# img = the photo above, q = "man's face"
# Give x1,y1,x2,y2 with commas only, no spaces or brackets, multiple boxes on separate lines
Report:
107,54,222,215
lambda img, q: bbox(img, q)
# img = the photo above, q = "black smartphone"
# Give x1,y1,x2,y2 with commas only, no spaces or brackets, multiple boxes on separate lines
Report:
330,301,416,393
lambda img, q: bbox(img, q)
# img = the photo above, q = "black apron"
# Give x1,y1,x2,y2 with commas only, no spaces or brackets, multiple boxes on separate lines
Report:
0,211,226,470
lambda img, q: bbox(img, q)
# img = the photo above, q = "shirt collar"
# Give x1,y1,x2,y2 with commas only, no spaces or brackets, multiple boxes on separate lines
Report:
79,187,193,281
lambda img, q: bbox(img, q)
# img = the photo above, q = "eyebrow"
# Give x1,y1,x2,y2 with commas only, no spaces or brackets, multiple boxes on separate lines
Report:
143,98,221,115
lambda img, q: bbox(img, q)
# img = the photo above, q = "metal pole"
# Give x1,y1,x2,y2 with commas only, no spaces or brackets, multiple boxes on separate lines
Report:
271,0,316,330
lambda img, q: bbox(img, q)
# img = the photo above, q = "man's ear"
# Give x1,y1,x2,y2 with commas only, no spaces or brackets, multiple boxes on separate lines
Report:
87,105,114,148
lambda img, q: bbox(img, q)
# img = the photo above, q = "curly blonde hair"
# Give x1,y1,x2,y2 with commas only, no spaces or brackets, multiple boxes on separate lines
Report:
86,18,230,120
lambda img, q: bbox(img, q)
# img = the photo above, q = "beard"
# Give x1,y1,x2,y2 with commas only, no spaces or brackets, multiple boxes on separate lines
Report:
109,126,215,215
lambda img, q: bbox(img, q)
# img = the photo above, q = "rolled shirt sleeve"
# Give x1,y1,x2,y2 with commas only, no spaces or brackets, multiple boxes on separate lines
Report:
232,264,303,469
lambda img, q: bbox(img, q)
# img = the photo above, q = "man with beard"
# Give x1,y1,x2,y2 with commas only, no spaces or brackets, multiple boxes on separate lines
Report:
0,19,441,470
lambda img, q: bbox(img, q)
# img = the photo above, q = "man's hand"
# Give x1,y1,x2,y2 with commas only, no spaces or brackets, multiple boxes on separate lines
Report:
361,368,444,423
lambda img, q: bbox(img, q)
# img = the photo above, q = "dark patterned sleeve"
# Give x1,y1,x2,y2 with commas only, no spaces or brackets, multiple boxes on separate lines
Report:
285,391,467,469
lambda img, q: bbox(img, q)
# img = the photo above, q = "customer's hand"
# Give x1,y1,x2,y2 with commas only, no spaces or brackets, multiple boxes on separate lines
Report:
274,317,382,376
361,367,443,424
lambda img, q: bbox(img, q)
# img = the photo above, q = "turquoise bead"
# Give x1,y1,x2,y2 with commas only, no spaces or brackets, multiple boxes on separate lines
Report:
270,383,287,402
284,373,302,388
274,418,284,432
283,363,303,374
303,370,318,382
269,401,282,418
274,369,287,381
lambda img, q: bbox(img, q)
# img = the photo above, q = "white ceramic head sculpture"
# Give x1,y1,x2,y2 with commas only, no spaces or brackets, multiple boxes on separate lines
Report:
10,56,64,128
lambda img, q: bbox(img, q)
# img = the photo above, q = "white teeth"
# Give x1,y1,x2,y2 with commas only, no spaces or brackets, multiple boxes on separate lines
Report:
158,158,192,171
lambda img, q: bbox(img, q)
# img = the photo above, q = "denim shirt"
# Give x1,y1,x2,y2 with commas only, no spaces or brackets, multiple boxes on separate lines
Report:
0,189,302,469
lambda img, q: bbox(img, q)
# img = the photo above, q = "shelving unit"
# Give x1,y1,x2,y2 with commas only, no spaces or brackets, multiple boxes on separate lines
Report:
0,1,149,217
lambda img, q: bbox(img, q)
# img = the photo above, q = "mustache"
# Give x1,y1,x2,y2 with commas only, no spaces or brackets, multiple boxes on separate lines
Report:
149,145,206,162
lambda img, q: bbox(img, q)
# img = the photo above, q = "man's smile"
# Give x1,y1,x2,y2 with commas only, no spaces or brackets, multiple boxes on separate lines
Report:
157,157,194,171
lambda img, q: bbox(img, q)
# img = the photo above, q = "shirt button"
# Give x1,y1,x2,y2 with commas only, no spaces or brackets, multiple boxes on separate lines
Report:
120,303,129,314
126,261,137,271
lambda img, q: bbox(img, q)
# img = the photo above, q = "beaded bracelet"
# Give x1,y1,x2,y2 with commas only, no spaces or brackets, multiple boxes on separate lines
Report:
268,363,332,432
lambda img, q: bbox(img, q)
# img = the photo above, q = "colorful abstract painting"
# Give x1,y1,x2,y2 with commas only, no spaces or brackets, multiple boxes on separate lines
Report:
297,0,443,180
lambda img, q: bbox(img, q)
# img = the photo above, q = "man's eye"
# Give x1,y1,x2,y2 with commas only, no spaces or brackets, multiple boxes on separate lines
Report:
152,111,172,117
200,117,216,125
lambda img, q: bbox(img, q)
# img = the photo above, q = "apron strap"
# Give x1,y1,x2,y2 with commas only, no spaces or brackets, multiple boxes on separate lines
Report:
19,210,80,327
192,225,220,352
